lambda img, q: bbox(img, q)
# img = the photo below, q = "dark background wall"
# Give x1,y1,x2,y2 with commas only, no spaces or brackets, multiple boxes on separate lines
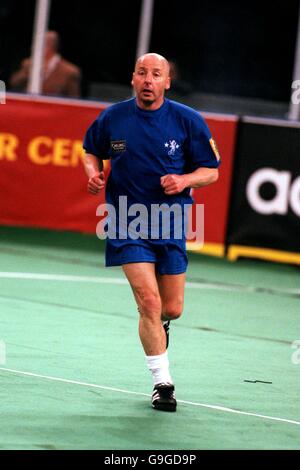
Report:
1,0,299,102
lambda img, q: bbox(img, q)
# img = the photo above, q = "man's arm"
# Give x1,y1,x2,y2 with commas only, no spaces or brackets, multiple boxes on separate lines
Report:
84,153,105,195
9,59,31,90
161,167,218,195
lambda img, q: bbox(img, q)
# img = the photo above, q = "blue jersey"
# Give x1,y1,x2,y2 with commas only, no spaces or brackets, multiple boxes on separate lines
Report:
83,98,220,242
84,97,220,204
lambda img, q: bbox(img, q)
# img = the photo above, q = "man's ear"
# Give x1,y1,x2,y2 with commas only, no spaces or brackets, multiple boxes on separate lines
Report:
131,72,135,86
165,77,171,90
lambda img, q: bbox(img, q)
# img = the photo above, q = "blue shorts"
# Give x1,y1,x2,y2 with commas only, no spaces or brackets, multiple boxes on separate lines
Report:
105,239,188,275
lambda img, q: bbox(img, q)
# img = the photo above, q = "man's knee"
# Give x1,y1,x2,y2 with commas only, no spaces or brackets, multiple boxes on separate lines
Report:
135,288,162,316
163,302,183,321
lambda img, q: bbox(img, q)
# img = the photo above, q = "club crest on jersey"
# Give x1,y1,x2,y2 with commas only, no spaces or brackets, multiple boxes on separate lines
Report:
164,140,180,156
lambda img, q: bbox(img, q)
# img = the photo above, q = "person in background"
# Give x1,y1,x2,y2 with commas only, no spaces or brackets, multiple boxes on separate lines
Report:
9,31,81,98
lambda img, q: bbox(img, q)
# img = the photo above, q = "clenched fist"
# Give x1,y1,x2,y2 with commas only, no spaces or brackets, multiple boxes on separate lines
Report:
160,174,187,195
88,171,105,195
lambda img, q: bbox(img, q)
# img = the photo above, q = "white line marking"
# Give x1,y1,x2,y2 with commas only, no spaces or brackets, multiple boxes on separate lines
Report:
0,272,300,295
0,272,127,284
0,367,149,397
0,367,299,427
242,115,300,129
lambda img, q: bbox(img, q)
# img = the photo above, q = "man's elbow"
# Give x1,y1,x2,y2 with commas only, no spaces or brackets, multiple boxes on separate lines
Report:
211,169,219,183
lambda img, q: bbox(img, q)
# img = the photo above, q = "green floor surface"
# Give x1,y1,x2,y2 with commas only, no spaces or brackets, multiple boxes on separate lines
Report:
0,226,299,449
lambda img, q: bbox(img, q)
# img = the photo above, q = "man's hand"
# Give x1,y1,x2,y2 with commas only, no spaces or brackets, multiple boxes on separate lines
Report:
87,171,105,195
160,174,187,195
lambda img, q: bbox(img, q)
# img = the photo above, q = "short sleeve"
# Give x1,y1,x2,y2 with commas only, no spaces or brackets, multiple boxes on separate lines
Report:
83,110,110,159
186,113,221,171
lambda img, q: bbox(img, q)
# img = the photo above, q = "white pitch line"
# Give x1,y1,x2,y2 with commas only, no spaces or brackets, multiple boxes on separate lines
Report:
0,271,300,295
0,366,299,427
0,367,149,397
0,272,226,290
0,272,128,285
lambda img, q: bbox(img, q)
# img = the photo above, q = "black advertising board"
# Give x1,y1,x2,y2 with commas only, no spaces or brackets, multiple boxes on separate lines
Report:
226,117,300,265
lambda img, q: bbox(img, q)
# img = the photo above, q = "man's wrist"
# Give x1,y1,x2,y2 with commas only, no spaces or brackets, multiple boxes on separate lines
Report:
182,174,191,189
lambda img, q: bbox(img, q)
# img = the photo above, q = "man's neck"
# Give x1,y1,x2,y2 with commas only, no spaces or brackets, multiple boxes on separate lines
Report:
136,97,164,111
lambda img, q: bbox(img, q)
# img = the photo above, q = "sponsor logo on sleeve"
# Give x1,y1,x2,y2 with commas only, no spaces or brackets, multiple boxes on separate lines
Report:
209,138,221,161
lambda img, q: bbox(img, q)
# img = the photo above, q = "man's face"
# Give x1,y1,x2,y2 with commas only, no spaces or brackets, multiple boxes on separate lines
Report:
44,32,57,60
132,55,170,110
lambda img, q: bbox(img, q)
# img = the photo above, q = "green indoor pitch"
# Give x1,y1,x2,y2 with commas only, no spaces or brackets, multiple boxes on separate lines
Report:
0,226,299,450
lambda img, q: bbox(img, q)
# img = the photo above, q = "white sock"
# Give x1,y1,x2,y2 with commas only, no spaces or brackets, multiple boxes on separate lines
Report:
146,351,173,386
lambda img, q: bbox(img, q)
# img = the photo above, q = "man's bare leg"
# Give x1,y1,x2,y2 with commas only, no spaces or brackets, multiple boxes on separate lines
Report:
122,262,177,411
156,272,185,348
156,272,185,322
122,262,165,355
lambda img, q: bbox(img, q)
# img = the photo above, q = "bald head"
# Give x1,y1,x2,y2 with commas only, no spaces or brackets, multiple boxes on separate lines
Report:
135,53,170,76
132,52,171,110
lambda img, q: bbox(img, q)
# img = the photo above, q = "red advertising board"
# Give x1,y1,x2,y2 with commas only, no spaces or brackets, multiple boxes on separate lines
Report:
188,114,237,255
0,94,237,256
